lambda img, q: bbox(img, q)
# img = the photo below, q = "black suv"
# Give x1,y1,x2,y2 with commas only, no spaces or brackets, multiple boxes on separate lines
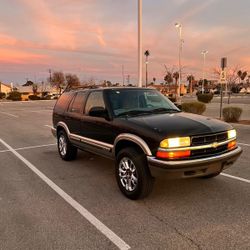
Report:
52,87,242,199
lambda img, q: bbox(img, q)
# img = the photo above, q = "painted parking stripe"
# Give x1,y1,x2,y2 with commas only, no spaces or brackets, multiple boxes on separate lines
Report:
221,173,250,184
0,143,56,153
0,138,130,250
238,142,250,147
44,125,54,129
0,111,18,118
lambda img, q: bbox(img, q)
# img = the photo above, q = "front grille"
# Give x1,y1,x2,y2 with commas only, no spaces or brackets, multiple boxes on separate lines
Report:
191,132,228,146
191,132,229,158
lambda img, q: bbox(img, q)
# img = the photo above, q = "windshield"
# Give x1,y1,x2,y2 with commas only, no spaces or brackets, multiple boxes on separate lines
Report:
106,89,180,117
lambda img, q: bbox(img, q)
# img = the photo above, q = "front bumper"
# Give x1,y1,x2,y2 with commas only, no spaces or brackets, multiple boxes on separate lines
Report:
147,146,242,178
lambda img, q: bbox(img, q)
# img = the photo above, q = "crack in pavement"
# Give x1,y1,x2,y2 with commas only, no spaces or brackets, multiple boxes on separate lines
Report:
143,200,203,250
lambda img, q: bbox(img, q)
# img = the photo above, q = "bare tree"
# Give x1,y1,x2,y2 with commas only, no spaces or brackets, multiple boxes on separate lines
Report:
50,71,65,94
65,74,80,90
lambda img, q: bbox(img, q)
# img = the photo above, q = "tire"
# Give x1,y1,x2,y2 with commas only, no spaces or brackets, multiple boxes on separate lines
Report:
115,147,154,200
57,130,77,161
199,172,221,179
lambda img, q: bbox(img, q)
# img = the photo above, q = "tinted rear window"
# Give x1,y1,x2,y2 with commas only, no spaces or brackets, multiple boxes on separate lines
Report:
68,91,87,113
54,92,74,113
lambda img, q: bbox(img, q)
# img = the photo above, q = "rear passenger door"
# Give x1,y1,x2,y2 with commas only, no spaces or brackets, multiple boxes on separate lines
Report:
64,91,87,135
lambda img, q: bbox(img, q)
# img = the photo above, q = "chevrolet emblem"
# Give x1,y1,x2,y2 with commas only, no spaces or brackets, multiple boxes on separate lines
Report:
212,142,219,148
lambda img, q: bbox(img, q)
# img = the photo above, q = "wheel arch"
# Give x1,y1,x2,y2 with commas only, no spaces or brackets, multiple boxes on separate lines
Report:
113,133,152,157
56,121,70,136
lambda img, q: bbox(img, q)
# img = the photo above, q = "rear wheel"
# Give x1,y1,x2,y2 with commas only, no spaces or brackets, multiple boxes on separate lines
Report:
57,130,77,161
115,147,154,200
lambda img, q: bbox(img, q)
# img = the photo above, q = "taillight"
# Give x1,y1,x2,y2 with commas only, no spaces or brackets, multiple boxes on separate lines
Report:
156,150,191,159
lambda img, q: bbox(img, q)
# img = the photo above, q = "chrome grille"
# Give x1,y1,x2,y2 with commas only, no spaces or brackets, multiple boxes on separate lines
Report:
191,132,228,146
191,132,229,158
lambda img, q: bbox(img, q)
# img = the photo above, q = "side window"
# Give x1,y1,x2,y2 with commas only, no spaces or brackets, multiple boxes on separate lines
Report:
69,92,86,113
85,91,105,114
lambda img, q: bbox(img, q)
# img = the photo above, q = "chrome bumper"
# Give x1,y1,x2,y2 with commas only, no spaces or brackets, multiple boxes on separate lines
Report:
147,146,242,178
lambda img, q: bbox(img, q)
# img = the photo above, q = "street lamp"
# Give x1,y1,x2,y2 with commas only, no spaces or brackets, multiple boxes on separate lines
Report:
175,22,183,99
144,50,150,87
138,0,142,87
201,50,208,93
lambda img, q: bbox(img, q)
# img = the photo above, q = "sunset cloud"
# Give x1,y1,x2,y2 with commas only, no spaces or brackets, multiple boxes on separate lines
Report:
0,0,249,83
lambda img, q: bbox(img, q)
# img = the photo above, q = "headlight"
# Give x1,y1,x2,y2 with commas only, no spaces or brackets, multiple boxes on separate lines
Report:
160,137,191,148
228,129,236,139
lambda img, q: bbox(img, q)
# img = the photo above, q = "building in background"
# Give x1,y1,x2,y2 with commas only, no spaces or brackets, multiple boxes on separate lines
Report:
0,82,12,95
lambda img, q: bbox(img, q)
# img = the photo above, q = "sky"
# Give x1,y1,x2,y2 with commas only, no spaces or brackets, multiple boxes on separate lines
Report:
0,0,249,85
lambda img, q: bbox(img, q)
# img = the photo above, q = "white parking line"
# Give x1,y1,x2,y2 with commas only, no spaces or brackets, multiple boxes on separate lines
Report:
44,125,54,129
221,173,250,184
0,111,19,118
0,143,56,153
238,142,250,147
0,138,130,250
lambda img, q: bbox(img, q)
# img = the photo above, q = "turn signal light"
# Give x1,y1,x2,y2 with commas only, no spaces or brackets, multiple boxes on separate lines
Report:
156,150,191,159
228,140,237,150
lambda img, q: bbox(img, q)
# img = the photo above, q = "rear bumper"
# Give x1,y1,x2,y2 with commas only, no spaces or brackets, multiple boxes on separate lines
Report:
147,146,242,179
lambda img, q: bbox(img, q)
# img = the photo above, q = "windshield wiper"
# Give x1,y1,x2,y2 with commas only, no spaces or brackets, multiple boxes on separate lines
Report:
151,108,180,113
116,110,152,117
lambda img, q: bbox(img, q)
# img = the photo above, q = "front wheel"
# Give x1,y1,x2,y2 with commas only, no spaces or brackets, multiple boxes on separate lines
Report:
57,130,77,161
115,147,154,200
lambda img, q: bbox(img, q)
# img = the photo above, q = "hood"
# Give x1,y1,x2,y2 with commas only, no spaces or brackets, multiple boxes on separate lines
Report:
124,112,233,138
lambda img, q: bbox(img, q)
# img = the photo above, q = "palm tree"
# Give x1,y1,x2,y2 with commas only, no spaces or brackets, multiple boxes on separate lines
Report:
144,50,150,87
173,72,179,95
187,75,195,93
237,70,242,84
241,71,247,81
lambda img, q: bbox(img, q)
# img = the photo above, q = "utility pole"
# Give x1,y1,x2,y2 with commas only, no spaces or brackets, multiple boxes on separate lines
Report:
138,0,142,87
201,50,208,93
127,75,130,85
49,69,52,84
122,65,125,86
175,23,183,100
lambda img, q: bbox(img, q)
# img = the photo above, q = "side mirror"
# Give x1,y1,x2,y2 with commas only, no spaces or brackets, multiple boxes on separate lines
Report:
89,106,109,119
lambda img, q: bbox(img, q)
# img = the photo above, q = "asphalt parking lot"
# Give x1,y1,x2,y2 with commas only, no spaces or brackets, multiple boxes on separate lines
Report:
0,100,250,250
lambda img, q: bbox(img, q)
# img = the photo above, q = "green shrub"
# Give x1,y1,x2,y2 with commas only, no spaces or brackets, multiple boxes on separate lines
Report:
223,107,242,122
28,95,41,100
7,91,22,101
0,92,6,99
181,102,206,115
197,93,213,103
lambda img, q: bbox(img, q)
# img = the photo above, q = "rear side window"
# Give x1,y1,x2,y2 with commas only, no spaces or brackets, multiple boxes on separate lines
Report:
85,91,105,114
68,92,87,113
54,92,74,113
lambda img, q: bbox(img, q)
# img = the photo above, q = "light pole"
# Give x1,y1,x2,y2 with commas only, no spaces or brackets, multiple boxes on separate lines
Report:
138,0,142,87
175,23,183,99
144,50,150,87
201,50,208,93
